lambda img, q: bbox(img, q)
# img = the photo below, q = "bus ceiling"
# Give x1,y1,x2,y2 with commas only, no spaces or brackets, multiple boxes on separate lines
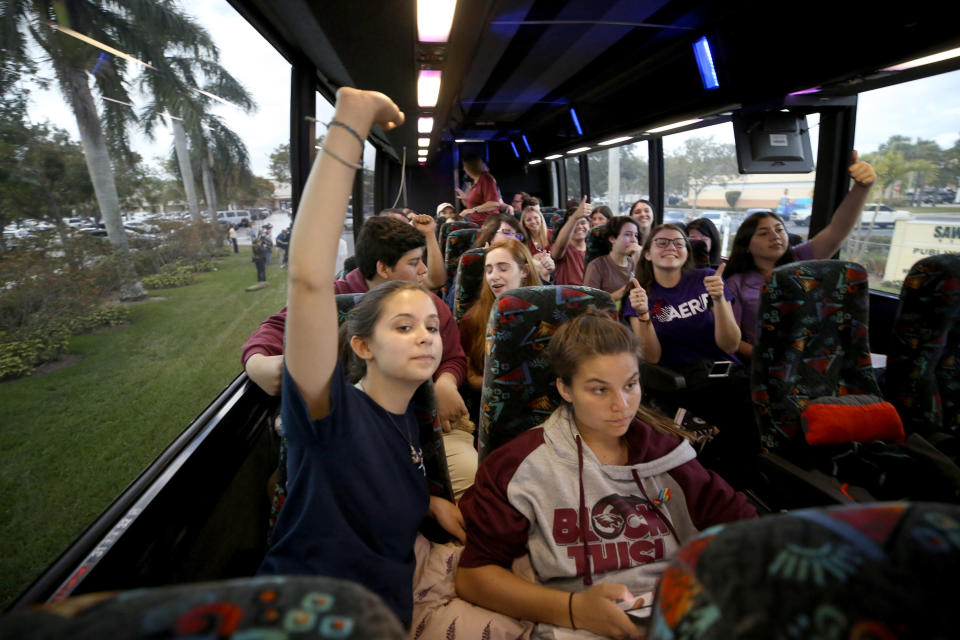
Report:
226,0,960,164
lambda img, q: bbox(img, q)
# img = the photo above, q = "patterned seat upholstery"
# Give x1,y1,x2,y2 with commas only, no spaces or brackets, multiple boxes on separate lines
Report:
438,219,478,252
648,502,960,639
0,576,406,639
886,253,960,443
271,294,454,527
442,228,480,300
751,260,879,457
452,247,486,323
477,285,617,460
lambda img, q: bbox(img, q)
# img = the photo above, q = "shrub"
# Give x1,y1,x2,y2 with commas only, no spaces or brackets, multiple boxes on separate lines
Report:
142,267,196,289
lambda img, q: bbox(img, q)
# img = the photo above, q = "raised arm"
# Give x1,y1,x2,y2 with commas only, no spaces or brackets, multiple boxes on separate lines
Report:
626,280,662,363
412,214,446,289
808,151,876,259
703,264,741,354
285,89,404,419
552,196,590,260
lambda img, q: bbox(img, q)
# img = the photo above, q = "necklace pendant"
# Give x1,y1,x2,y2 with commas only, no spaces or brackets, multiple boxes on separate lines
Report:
410,444,422,465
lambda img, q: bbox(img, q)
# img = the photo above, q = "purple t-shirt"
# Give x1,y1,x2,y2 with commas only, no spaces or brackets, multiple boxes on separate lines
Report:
725,241,814,344
624,268,736,371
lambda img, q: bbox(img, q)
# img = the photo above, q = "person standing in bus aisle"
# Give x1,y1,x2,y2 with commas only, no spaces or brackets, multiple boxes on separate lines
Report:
583,216,642,306
552,196,592,286
228,223,238,253
723,152,876,359
251,230,268,282
241,216,474,487
623,224,758,485
510,191,530,213
520,206,556,283
628,199,655,245
456,155,504,226
257,88,466,627
454,311,755,640
275,226,291,268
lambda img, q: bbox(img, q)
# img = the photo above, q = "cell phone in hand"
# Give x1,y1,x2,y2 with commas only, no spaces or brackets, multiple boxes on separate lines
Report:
708,360,733,378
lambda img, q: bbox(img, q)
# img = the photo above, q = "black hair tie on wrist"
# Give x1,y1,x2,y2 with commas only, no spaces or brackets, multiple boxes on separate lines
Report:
569,592,576,630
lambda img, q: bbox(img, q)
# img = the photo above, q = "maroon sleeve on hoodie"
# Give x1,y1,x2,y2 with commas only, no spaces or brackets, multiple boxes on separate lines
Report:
668,460,757,529
458,429,545,569
430,291,467,386
240,307,288,366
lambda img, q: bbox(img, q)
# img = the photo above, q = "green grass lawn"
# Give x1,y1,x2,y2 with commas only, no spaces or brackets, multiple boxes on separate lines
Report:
0,251,288,608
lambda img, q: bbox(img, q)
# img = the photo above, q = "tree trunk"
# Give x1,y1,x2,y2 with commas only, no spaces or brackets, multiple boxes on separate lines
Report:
53,60,146,300
201,150,217,218
172,119,201,223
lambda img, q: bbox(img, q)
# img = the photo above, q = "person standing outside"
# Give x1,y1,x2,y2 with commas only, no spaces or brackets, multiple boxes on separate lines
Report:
252,231,267,282
262,224,274,265
276,226,291,268
228,224,239,253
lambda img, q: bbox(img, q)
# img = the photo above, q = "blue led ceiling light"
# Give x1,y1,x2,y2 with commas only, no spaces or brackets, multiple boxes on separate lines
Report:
521,134,531,153
510,141,519,158
569,108,583,135
693,36,719,91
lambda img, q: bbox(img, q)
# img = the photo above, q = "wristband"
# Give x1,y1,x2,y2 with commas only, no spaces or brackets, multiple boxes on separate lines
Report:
568,592,576,630
637,313,651,323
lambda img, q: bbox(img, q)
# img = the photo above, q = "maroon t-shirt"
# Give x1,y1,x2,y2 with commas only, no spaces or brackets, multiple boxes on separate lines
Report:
553,244,585,286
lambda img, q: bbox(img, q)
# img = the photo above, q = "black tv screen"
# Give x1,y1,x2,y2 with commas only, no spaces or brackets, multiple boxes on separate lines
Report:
733,112,815,173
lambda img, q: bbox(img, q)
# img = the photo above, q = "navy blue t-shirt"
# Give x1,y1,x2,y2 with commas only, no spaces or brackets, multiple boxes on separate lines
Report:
259,362,429,625
624,268,738,371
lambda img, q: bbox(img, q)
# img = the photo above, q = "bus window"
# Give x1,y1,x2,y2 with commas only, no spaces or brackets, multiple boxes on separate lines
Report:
586,141,649,216
662,117,821,257
841,69,960,294
564,155,581,201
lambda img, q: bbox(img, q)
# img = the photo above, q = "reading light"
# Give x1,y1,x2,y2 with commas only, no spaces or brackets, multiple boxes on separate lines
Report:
419,161,426,166
454,138,485,143
417,117,434,133
418,138,430,147
417,0,457,43
646,118,703,134
882,46,960,71
510,141,519,158
569,108,583,135
521,135,531,153
693,36,719,90
528,159,542,165
599,136,632,146
418,70,442,107
567,147,590,154
544,154,562,160
418,150,428,157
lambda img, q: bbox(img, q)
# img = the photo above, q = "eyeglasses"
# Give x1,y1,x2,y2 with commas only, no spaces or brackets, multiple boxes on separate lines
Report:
498,228,524,240
652,237,686,249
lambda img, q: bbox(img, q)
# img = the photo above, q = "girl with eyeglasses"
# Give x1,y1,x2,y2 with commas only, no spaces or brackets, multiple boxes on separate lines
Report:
622,224,758,486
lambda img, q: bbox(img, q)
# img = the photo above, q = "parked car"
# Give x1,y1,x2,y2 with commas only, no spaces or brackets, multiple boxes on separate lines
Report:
860,203,911,228
791,208,812,225
217,210,252,227
664,210,686,225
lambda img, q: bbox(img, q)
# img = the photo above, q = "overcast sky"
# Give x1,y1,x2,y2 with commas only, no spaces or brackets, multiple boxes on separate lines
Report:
22,2,960,177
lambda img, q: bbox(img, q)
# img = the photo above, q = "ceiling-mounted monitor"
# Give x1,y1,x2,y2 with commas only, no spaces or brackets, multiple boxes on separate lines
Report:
732,112,815,173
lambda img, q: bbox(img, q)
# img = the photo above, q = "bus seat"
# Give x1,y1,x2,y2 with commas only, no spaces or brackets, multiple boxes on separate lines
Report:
477,285,616,460
0,575,407,639
438,219,478,253
452,247,486,323
885,253,960,455
751,260,960,504
270,293,455,530
648,501,960,639
442,228,480,302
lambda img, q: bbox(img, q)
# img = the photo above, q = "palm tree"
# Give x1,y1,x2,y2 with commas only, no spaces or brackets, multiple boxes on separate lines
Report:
0,1,216,298
140,48,255,226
